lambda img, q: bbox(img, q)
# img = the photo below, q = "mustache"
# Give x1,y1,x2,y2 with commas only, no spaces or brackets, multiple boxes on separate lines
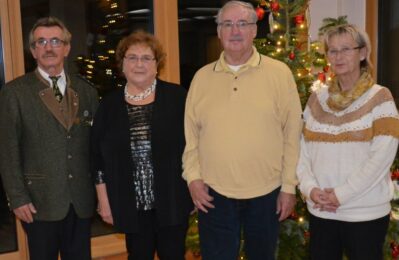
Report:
42,51,57,58
229,36,243,41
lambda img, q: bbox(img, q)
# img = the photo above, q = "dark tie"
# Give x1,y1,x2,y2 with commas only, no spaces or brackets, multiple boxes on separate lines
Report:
49,76,63,102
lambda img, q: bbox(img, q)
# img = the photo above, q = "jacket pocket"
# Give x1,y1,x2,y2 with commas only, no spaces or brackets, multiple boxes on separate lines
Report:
24,174,46,185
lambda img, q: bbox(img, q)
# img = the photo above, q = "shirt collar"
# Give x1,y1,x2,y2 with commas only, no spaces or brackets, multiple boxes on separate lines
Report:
214,46,261,73
37,66,66,88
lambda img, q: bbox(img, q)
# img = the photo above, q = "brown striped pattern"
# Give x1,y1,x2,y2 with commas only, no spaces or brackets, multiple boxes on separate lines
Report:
304,117,399,142
308,88,395,126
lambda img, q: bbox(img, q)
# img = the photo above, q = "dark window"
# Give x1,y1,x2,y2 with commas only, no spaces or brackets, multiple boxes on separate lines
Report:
378,0,399,103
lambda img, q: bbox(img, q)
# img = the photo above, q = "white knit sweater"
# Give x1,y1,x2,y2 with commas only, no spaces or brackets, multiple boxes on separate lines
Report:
297,84,399,221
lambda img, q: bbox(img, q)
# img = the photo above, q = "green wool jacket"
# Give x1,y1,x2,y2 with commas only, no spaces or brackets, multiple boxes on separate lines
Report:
0,70,98,221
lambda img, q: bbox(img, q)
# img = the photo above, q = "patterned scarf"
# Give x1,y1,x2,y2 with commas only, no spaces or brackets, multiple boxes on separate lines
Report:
327,69,374,111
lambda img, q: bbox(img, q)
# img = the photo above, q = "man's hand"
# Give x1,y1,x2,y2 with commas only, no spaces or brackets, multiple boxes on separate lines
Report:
188,179,214,213
13,203,37,223
276,192,296,221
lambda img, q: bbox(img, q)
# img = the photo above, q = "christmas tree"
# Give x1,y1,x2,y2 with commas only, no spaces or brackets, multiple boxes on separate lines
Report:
186,1,399,259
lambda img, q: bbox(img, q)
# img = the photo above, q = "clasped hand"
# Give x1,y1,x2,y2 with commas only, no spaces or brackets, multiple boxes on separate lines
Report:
310,188,340,212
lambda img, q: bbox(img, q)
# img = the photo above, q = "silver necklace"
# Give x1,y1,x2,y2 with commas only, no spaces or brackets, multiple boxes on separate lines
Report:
124,79,156,101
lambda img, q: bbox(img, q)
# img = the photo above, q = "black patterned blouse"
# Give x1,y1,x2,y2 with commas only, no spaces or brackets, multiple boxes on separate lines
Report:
126,102,155,210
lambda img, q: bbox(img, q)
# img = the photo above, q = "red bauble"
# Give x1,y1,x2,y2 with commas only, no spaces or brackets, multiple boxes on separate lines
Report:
323,65,330,73
270,1,280,12
256,6,265,21
288,52,295,60
294,14,305,25
318,72,326,82
392,169,399,180
391,242,399,259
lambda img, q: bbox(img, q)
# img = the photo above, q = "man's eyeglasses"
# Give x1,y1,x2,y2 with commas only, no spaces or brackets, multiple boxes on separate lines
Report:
124,55,156,64
217,20,256,30
327,46,363,58
32,38,66,48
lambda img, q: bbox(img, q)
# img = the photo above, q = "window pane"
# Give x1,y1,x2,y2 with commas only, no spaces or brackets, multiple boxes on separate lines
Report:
19,0,153,237
178,1,221,89
378,0,399,102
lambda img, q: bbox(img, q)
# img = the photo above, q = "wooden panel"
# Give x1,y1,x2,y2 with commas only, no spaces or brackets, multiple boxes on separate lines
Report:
3,0,24,81
366,0,378,79
0,0,13,82
153,0,180,84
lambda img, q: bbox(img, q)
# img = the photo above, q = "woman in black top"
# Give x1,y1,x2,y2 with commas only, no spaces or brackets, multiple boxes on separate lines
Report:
91,30,192,260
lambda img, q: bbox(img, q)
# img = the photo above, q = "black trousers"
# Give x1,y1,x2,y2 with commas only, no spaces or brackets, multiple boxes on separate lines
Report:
21,205,91,260
125,210,188,260
309,214,390,260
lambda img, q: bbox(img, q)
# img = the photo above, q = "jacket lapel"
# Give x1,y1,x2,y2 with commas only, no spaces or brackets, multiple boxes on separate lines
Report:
36,71,79,131
65,86,79,131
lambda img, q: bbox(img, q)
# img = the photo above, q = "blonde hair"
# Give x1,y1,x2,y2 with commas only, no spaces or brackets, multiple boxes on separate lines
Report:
324,24,372,70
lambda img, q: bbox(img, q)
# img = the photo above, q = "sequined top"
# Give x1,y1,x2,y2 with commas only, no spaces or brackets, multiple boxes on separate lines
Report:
127,102,155,210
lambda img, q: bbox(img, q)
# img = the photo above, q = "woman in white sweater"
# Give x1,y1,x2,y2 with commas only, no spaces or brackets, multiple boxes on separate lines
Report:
297,24,399,260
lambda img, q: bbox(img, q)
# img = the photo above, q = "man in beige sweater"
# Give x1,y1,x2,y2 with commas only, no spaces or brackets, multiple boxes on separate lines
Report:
182,1,302,259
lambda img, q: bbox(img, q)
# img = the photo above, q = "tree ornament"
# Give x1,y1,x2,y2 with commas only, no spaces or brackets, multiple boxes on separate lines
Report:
392,169,399,180
391,242,399,259
289,52,295,60
259,0,267,6
270,1,280,12
317,72,326,82
294,14,305,25
289,210,298,219
323,65,330,73
256,6,265,21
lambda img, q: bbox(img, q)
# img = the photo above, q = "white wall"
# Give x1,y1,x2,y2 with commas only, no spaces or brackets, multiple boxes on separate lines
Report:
309,0,366,41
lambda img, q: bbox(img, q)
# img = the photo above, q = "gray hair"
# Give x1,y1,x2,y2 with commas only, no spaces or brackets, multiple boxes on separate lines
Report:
215,1,257,24
29,17,72,48
324,23,372,70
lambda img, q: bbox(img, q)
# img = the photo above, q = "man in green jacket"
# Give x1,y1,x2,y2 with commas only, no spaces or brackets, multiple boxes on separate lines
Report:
0,17,98,260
